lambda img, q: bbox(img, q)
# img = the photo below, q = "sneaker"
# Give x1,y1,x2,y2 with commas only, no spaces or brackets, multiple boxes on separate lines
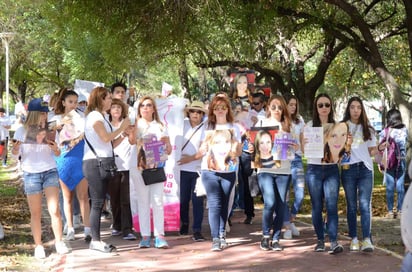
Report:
314,240,325,252
179,223,189,235
154,237,169,249
123,233,137,240
243,216,253,224
290,223,300,236
328,241,343,254
361,238,374,252
350,238,359,251
84,227,92,242
220,237,227,249
0,223,4,240
283,229,292,240
73,214,81,229
65,228,75,241
138,237,151,248
272,240,283,251
192,232,205,242
111,229,122,236
89,240,116,253
386,212,394,219
101,210,111,220
211,238,221,251
34,245,46,259
55,240,71,254
260,236,271,251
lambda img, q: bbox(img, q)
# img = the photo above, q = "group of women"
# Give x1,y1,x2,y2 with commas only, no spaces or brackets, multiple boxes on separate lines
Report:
12,73,408,257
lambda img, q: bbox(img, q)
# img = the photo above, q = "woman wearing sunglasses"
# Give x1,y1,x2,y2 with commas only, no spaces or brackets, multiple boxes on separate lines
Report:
200,95,242,251
304,93,343,254
254,94,296,251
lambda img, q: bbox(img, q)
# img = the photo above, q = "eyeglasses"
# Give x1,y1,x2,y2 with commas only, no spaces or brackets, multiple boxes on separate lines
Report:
213,105,228,111
140,103,153,108
270,105,283,111
252,102,261,106
189,109,203,114
317,103,331,109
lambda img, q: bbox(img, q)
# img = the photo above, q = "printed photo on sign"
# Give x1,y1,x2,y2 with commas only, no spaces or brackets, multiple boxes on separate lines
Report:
323,122,351,164
24,121,56,145
204,129,238,172
57,110,84,151
250,127,295,169
138,134,168,169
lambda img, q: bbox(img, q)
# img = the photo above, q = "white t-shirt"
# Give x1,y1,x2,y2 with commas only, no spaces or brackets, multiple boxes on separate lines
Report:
13,126,57,173
341,121,376,171
0,115,11,140
180,119,205,173
83,111,113,160
113,120,132,171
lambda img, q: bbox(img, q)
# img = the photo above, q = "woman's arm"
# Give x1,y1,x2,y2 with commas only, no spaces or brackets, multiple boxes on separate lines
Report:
93,117,131,143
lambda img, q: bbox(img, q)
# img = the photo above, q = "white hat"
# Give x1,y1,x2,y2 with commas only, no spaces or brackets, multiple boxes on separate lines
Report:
401,186,412,252
185,101,207,114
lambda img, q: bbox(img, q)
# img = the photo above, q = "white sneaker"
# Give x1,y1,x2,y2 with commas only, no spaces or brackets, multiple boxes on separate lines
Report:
0,223,4,240
290,223,300,236
34,245,46,259
65,228,75,241
55,240,71,254
73,214,81,229
361,238,374,252
283,229,292,240
350,238,360,251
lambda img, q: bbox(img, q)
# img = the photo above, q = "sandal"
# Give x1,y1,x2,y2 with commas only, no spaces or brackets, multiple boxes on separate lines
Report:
89,241,117,253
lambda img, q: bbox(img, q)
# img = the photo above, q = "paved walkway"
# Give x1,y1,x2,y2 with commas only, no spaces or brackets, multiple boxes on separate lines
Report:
35,209,404,272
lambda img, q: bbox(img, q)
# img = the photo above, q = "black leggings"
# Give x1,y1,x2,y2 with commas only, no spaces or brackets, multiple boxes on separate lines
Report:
83,159,111,241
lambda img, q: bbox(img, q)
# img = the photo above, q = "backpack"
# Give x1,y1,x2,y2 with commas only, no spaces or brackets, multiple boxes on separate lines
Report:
379,128,400,170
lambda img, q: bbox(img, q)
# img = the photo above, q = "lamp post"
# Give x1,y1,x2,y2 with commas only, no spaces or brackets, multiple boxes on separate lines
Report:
0,32,16,116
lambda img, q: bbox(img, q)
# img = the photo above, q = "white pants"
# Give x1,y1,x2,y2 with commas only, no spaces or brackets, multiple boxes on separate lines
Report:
130,168,165,237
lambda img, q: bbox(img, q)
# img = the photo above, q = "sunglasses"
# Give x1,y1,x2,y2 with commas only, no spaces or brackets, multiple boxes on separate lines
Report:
252,102,261,106
270,105,283,111
189,109,203,114
317,103,331,109
140,103,153,108
214,105,228,111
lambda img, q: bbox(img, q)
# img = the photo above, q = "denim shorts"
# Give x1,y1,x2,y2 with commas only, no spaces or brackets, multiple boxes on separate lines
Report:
23,168,60,195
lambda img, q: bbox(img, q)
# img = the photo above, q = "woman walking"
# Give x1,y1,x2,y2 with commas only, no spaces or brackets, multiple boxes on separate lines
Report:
12,98,70,259
341,96,377,252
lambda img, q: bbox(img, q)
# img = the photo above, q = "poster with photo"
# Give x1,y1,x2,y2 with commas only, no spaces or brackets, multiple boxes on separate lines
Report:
57,110,84,151
24,122,56,145
140,133,168,169
204,129,239,172
272,132,296,160
304,123,351,164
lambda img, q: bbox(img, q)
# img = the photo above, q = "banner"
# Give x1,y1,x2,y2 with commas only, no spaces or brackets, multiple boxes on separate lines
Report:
73,79,104,102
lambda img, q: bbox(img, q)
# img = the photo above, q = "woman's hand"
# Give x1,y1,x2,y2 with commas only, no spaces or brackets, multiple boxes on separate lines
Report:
47,140,60,155
177,154,195,165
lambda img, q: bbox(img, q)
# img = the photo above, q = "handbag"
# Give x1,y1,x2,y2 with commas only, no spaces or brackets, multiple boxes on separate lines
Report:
141,167,166,185
84,135,118,178
194,171,206,197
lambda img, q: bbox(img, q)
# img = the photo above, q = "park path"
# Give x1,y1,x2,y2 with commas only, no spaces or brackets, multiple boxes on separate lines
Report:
34,208,404,272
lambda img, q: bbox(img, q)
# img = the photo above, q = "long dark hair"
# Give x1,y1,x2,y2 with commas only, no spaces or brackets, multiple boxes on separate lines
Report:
386,108,405,129
284,93,302,124
312,93,334,127
341,96,373,141
54,89,78,115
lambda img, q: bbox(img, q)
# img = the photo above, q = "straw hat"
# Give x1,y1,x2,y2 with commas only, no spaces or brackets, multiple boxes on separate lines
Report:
185,101,207,114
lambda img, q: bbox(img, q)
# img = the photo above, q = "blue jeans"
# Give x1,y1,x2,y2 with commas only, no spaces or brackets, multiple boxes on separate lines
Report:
180,171,204,232
258,172,290,240
284,156,305,223
341,162,373,239
306,164,340,242
384,159,406,212
201,170,236,239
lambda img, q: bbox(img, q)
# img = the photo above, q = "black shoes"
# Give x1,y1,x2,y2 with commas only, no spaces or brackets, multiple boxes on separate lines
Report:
179,223,189,235
192,232,205,242
260,236,271,251
243,216,253,224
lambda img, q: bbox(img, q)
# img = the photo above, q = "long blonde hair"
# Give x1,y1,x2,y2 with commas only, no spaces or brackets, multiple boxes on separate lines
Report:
24,111,46,130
